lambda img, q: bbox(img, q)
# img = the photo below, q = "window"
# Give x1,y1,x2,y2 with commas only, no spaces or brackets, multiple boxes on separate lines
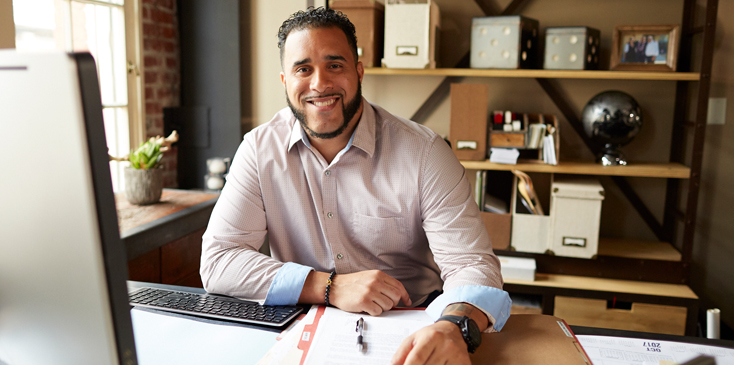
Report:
13,0,143,192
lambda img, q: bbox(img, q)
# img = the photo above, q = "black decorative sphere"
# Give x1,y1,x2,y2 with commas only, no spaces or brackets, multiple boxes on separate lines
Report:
581,90,643,166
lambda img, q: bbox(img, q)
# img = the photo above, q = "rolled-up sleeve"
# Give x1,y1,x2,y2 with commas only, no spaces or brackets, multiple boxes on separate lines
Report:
419,136,511,331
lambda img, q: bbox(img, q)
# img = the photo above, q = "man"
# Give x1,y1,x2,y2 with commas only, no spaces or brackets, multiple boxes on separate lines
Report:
644,35,659,63
200,7,510,364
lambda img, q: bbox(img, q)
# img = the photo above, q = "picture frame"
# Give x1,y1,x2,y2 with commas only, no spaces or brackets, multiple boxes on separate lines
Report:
610,25,680,72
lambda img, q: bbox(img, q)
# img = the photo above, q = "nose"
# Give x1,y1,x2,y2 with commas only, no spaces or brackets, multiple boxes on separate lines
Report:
310,67,333,93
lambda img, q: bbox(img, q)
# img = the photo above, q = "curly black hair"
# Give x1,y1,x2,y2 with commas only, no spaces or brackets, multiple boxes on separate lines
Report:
277,7,358,66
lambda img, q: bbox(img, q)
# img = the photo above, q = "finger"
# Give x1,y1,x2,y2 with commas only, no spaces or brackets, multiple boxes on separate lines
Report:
391,335,415,365
379,275,412,306
371,291,396,312
402,338,435,365
363,300,384,316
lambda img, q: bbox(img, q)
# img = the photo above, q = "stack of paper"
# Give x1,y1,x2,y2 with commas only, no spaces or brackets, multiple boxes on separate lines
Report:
490,148,520,165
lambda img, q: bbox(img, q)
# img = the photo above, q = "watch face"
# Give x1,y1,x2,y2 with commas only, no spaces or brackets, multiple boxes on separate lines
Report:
461,317,482,352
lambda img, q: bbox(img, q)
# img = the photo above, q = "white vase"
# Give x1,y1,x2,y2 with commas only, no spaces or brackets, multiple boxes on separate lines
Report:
124,167,163,205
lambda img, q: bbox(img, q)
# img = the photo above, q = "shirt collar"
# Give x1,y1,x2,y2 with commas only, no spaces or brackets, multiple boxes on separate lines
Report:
286,97,376,158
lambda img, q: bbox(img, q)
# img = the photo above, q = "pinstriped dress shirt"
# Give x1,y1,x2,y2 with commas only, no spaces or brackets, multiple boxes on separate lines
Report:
200,99,510,329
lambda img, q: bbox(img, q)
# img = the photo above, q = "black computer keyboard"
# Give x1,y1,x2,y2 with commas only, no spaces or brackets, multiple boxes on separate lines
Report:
129,287,303,327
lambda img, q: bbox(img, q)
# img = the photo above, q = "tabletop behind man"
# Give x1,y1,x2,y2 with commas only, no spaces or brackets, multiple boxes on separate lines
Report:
200,7,511,364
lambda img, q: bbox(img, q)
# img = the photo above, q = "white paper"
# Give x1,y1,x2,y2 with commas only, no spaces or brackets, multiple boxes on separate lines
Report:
303,307,432,365
131,308,279,365
490,148,520,165
577,334,734,365
257,305,319,365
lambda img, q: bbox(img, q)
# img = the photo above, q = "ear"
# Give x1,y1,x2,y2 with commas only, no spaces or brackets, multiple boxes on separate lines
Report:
356,61,364,83
280,72,286,88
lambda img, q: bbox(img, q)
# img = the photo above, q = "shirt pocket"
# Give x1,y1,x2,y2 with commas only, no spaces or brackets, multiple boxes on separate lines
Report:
350,212,414,253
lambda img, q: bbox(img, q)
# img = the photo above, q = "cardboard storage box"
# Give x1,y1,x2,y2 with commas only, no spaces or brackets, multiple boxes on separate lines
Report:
544,26,601,70
549,178,604,258
449,83,489,161
330,0,384,68
554,296,687,335
470,16,539,69
382,0,440,69
481,211,511,250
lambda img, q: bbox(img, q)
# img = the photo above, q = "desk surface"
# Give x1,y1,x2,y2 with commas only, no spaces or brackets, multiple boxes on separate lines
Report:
118,189,218,260
127,281,733,365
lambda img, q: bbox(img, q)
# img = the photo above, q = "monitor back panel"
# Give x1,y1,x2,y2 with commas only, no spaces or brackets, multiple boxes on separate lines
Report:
0,51,135,365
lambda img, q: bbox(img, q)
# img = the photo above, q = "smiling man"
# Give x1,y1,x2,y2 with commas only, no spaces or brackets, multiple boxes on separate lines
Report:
200,7,511,365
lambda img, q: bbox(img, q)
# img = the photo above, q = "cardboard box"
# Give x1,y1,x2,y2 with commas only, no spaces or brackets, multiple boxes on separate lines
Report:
330,0,384,68
470,16,539,69
382,0,440,69
549,178,604,258
481,211,511,250
449,83,489,161
544,26,601,70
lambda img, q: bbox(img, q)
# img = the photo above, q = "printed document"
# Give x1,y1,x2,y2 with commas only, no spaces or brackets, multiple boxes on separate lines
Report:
303,307,432,365
577,335,734,365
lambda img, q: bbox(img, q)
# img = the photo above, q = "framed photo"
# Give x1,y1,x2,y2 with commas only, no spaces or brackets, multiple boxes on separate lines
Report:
610,25,680,71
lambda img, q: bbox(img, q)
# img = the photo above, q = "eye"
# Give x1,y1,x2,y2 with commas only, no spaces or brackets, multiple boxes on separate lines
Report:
295,66,310,74
329,63,343,69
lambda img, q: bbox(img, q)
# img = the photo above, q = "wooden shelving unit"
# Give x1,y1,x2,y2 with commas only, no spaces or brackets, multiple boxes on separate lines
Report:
364,67,701,81
357,0,719,336
460,161,691,179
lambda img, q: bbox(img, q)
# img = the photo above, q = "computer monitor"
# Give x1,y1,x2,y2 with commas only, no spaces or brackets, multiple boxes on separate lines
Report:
0,51,137,365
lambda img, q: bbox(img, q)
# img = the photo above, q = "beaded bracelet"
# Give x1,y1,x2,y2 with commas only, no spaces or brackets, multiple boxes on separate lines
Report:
325,271,336,306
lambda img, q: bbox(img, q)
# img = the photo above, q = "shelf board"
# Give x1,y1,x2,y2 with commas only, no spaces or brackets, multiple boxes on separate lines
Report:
364,67,700,81
504,273,697,299
598,238,682,262
460,160,691,179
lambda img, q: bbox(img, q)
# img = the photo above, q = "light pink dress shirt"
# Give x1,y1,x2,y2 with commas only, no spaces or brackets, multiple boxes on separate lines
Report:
200,99,505,311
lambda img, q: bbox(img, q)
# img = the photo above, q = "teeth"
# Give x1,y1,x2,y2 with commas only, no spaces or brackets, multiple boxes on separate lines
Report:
313,99,336,107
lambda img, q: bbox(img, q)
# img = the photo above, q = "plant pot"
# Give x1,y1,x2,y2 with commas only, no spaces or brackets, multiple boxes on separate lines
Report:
124,167,163,205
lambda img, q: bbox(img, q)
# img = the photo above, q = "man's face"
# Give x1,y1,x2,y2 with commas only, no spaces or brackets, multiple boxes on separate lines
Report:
280,27,364,140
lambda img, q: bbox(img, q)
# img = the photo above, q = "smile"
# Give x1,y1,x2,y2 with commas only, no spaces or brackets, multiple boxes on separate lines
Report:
312,99,336,107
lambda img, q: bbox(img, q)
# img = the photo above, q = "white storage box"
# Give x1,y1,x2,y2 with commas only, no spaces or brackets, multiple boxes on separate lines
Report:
498,255,536,281
470,16,539,69
509,174,550,254
382,0,440,69
544,27,601,70
549,178,605,258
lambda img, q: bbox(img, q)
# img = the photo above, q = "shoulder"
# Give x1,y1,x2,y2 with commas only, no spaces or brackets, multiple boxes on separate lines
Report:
368,101,439,145
244,107,295,146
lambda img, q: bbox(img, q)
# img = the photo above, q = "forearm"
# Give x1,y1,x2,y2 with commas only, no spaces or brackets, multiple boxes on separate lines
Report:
441,302,489,331
200,239,282,300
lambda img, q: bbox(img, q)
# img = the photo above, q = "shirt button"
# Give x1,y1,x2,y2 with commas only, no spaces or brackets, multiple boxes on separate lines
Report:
327,212,334,218
325,170,331,176
336,253,343,260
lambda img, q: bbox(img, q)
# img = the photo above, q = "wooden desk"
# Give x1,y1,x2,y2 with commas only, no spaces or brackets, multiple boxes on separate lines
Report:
117,189,218,287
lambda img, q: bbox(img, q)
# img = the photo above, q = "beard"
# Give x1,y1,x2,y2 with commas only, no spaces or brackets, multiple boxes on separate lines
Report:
287,82,362,140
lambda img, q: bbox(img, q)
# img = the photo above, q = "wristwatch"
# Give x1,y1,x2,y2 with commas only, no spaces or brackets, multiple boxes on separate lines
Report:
436,315,482,353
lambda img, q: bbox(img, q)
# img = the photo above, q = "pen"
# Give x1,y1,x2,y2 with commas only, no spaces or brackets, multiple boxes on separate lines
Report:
356,317,364,352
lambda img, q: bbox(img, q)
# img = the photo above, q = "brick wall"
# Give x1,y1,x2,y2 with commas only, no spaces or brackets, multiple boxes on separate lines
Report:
142,0,180,188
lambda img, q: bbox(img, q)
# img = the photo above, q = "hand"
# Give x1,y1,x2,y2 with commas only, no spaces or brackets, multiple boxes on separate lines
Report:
330,270,412,316
391,321,471,365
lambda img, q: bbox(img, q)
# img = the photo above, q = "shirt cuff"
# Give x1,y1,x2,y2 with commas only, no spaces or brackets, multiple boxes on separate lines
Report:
425,285,512,332
263,262,314,305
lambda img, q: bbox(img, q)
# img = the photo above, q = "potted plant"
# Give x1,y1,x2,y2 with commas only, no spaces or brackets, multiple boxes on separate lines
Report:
111,131,178,205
